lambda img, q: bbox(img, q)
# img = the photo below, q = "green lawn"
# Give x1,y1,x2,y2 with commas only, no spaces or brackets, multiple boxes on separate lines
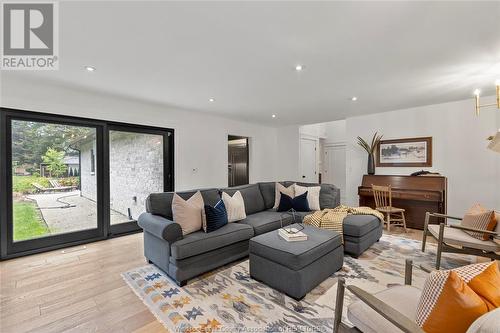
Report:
13,201,50,241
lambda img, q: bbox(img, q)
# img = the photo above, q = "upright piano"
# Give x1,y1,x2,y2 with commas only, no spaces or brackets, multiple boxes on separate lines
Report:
358,175,447,230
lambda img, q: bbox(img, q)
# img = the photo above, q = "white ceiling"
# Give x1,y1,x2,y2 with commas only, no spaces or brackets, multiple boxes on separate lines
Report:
3,1,500,125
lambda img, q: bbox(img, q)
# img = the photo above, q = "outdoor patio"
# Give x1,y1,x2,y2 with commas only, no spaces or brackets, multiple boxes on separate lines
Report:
27,191,129,235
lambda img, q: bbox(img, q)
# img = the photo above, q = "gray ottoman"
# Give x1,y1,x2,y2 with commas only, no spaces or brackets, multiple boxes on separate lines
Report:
249,224,344,300
343,215,383,257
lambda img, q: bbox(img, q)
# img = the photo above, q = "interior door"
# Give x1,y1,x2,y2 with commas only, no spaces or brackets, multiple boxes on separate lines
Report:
324,144,346,203
300,138,317,182
228,146,249,186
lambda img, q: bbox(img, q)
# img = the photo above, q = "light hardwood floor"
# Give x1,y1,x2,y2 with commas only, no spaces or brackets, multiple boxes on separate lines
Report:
0,228,434,333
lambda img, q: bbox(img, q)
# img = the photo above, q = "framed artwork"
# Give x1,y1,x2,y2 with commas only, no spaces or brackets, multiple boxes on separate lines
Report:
376,136,432,167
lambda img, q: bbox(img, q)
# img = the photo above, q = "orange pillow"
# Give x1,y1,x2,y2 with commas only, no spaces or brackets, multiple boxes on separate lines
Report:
416,270,488,333
455,261,500,310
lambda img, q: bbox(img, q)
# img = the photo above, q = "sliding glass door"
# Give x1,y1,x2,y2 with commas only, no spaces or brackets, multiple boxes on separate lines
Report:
108,125,173,235
0,109,174,258
1,113,104,256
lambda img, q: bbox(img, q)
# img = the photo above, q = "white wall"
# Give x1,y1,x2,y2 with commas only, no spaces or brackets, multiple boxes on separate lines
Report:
275,125,301,181
343,97,500,216
1,76,278,191
324,120,346,144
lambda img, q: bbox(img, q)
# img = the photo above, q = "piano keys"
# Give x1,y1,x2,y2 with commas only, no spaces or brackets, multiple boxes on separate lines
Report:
358,175,447,230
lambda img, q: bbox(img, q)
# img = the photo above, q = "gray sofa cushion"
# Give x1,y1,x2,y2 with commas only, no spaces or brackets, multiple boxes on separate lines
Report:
249,224,342,271
260,181,339,211
258,182,277,210
239,210,290,235
294,182,339,209
220,184,266,215
343,215,381,237
170,223,254,260
146,188,220,219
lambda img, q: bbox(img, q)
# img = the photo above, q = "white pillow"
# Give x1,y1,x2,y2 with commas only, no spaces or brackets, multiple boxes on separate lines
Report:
294,184,321,211
172,191,204,235
273,183,295,209
222,191,246,222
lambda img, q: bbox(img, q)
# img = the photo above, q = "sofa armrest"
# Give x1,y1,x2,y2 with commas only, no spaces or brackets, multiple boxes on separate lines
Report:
346,285,425,333
448,224,498,236
137,213,183,243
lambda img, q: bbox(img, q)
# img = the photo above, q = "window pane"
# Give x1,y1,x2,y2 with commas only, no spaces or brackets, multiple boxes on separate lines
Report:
109,131,164,224
12,120,97,241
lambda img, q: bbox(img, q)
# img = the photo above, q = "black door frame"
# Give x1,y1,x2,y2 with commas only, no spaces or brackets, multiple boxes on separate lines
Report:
0,108,174,259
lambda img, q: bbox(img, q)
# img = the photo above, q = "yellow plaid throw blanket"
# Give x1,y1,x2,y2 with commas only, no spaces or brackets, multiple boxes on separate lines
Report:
303,205,384,241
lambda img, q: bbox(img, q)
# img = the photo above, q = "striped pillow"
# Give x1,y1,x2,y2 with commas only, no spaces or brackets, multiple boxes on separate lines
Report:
204,200,228,233
461,204,496,240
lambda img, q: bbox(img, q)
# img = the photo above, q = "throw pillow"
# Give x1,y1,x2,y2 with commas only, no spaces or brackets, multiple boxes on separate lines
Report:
222,191,246,222
171,191,204,235
455,261,500,310
416,269,488,333
461,204,496,240
294,184,321,211
277,191,310,212
204,200,228,233
273,183,295,209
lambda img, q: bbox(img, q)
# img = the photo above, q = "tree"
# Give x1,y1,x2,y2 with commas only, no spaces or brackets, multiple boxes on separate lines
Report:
42,148,67,178
12,120,93,167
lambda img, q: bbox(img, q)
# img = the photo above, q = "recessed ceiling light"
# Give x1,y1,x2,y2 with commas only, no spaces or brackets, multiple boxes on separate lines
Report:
85,66,96,72
209,98,215,102
272,114,276,118
351,96,358,101
295,64,303,71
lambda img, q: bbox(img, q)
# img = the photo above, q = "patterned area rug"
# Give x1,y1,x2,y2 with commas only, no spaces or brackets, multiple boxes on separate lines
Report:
122,235,475,332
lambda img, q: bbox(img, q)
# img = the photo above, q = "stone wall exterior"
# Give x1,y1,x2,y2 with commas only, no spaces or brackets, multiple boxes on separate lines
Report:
109,132,163,220
80,132,163,220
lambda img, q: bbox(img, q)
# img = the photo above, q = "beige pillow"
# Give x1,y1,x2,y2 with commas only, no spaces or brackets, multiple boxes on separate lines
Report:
222,191,246,222
172,191,204,235
294,184,321,211
273,183,295,209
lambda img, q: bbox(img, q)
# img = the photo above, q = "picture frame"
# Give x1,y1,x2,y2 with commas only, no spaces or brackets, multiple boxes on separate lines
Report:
376,136,432,167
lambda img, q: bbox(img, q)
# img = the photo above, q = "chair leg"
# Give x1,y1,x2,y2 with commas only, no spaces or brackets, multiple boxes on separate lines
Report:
401,212,407,233
387,213,391,232
333,278,345,333
436,223,445,270
422,212,430,252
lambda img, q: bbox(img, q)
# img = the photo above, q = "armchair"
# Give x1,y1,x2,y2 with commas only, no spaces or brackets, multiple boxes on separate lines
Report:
421,212,500,269
333,259,428,333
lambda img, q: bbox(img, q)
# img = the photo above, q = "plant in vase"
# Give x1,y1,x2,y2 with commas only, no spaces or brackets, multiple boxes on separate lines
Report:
357,132,383,175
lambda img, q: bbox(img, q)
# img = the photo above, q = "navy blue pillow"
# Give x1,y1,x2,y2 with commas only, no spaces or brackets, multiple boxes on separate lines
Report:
204,200,228,232
277,191,310,212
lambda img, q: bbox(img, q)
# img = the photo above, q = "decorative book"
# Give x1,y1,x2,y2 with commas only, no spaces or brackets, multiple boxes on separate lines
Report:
279,228,308,242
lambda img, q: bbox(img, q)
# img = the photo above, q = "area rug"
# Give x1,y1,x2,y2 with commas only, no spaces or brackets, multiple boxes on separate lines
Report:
122,235,475,332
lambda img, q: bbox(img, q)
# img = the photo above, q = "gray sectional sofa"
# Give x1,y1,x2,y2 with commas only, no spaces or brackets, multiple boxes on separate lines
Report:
138,181,382,286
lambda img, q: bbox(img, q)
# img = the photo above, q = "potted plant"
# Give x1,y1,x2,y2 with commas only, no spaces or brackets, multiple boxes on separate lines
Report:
357,132,383,175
